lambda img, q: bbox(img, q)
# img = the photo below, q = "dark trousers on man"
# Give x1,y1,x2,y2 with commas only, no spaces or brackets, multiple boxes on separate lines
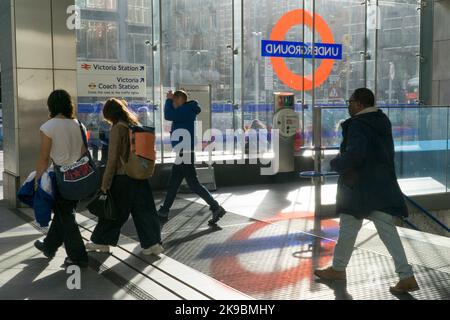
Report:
91,175,161,249
44,196,88,262
161,153,219,212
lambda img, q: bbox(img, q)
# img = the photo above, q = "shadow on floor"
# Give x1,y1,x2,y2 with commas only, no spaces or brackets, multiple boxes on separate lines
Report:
315,279,354,300
0,257,128,300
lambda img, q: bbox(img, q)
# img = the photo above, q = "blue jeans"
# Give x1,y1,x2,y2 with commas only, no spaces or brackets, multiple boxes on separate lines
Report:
161,153,219,212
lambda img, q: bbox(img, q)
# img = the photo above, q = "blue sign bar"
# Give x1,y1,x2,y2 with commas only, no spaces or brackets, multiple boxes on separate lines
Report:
261,40,343,60
78,103,157,114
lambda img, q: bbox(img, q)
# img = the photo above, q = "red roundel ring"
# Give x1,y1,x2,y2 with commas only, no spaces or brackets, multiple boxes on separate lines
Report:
210,214,337,294
270,9,336,91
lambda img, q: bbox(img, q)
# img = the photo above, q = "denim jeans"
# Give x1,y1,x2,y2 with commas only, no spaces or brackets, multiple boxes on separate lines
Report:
44,195,88,262
161,153,219,212
332,211,414,280
91,175,161,249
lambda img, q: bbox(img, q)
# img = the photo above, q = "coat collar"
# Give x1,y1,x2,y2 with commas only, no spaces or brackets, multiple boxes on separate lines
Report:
341,107,380,132
355,106,379,116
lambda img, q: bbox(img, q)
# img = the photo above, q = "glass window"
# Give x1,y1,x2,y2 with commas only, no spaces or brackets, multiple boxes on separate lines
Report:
244,1,306,150
313,1,366,147
127,33,149,64
128,0,151,25
78,20,118,61
314,1,366,104
75,0,423,164
77,0,117,11
161,0,233,157
376,0,420,106
76,1,156,162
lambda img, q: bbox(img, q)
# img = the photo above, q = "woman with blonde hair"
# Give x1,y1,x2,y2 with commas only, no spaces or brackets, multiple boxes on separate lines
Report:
86,98,163,256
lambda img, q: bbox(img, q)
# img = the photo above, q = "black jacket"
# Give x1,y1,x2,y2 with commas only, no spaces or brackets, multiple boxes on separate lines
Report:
330,110,408,219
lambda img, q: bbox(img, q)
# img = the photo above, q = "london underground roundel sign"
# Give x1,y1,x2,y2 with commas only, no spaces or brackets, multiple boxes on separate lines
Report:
262,9,343,91
209,213,339,294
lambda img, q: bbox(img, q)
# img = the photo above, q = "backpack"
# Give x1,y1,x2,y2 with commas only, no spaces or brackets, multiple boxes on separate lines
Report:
119,123,156,180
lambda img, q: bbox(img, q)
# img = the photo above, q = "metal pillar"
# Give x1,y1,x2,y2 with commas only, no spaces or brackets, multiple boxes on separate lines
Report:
0,0,77,207
312,106,323,234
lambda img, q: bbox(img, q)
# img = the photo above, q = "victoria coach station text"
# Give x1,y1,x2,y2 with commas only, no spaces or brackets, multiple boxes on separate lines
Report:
96,77,145,90
261,40,343,60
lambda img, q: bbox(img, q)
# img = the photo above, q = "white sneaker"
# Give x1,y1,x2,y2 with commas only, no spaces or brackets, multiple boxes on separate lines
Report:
85,242,110,253
142,244,164,256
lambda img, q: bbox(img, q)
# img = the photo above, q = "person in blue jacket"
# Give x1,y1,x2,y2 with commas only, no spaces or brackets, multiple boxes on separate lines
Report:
158,90,226,226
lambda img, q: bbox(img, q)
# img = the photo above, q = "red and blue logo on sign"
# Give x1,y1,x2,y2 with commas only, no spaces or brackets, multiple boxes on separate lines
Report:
262,9,342,92
202,212,339,294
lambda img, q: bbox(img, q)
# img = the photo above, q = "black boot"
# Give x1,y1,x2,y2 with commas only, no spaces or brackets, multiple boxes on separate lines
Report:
208,207,226,226
34,240,56,260
64,257,89,269
157,207,169,221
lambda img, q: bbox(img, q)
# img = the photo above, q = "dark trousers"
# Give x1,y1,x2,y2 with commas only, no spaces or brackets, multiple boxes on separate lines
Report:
161,153,219,212
44,196,88,262
91,175,161,249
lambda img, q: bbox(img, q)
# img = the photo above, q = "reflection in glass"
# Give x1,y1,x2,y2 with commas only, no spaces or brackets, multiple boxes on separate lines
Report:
75,0,423,164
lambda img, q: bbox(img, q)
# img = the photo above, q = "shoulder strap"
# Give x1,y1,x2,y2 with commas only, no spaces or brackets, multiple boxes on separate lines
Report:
77,120,95,163
77,120,89,149
115,122,132,166
117,122,130,129
51,120,93,167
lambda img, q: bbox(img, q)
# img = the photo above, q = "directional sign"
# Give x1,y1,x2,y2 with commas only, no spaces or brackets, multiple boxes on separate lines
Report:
77,62,147,98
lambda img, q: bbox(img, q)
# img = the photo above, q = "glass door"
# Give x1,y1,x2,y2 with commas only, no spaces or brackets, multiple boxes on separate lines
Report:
159,0,235,161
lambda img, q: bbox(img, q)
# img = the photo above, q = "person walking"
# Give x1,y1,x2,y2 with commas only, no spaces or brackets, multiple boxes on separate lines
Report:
34,89,89,268
86,98,163,256
314,88,420,295
158,90,226,226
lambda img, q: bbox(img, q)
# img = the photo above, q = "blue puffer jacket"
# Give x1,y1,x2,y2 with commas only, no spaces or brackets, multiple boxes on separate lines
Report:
331,109,408,219
17,170,56,227
164,99,201,150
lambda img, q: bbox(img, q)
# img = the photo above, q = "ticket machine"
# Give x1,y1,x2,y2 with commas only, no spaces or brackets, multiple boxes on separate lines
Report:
272,92,300,173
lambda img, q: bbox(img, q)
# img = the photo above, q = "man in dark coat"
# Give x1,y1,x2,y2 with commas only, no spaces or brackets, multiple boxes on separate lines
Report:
314,88,419,295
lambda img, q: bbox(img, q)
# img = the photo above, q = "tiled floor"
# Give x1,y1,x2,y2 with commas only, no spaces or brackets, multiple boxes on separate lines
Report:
1,180,449,300
0,208,136,300
121,190,450,300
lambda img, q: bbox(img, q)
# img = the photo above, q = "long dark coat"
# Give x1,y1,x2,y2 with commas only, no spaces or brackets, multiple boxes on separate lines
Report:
330,110,408,219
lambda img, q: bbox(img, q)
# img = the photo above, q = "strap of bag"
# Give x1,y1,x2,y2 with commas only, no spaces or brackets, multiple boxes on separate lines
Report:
51,120,93,169
77,120,95,164
117,122,132,166
77,120,89,149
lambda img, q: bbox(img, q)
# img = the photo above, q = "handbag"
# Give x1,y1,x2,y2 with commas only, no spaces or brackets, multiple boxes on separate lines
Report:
86,190,117,221
53,120,100,201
